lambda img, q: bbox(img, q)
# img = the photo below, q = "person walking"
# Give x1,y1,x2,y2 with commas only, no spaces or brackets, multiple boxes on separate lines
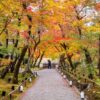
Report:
48,60,52,69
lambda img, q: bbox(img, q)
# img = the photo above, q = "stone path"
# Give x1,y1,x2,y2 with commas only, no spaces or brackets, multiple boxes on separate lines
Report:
19,69,80,100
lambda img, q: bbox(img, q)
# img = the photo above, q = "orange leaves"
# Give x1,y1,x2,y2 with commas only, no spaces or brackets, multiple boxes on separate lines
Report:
44,44,59,58
40,9,54,16
42,15,58,27
72,53,80,61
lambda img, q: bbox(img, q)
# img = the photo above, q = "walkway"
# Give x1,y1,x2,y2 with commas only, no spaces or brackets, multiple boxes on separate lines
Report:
20,69,80,100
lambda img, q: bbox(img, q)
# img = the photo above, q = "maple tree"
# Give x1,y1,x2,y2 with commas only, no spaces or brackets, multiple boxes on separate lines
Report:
0,0,100,86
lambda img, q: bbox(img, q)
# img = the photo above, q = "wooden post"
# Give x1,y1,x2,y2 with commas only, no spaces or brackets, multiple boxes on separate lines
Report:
10,94,12,100
19,85,24,92
69,80,72,87
85,79,87,83
29,78,32,82
80,91,85,100
11,86,15,91
1,91,6,99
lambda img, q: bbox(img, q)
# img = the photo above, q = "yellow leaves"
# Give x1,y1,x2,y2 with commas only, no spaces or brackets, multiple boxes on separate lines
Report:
0,58,11,65
72,20,84,27
67,41,80,55
84,23,100,33
73,0,81,5
45,0,60,9
0,0,99,61
0,0,21,15
0,33,6,43
67,0,85,6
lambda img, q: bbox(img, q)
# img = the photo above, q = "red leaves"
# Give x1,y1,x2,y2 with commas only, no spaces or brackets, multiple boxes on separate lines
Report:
53,37,72,42
27,5,39,12
54,0,59,2
21,31,29,40
95,3,100,11
27,6,33,12
41,11,49,15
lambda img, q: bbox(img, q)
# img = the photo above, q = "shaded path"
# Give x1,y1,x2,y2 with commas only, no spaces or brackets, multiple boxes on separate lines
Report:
20,69,80,100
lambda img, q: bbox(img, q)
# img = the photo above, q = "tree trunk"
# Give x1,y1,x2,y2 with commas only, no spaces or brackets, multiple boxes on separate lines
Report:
77,26,82,39
67,55,74,70
24,48,33,74
83,48,92,64
1,55,18,78
33,51,40,67
33,56,39,67
22,57,33,75
6,38,8,48
59,54,65,68
83,48,93,79
98,34,100,77
12,45,28,84
60,43,74,70
37,51,45,67
1,32,20,77
1,64,11,79
10,56,18,72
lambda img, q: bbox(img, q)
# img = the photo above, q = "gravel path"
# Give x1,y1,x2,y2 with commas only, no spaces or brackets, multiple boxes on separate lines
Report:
20,69,80,100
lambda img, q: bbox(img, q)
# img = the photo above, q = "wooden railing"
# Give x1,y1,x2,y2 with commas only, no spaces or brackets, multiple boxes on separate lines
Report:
2,72,38,100
57,68,100,100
